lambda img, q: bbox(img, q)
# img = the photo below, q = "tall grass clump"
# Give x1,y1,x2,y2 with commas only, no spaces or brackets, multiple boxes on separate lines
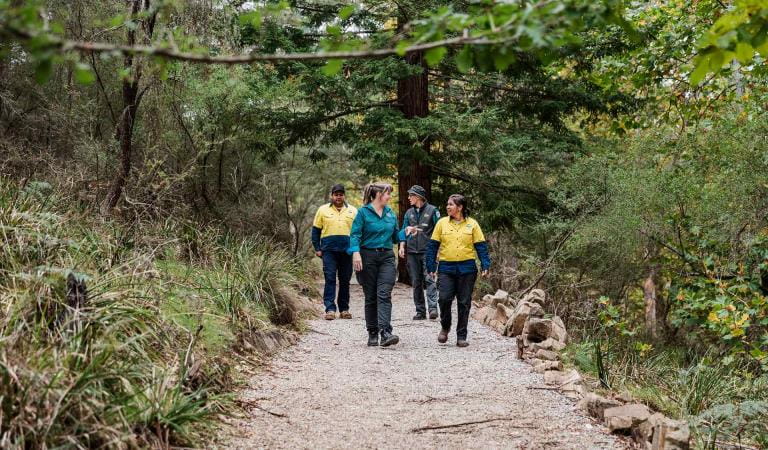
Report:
0,179,315,448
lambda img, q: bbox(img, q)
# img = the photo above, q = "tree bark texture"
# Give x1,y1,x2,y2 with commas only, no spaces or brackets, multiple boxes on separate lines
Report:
643,266,658,339
396,50,432,284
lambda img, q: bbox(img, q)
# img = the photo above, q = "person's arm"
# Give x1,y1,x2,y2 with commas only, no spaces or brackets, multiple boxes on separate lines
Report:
311,207,323,256
472,222,491,275
392,214,401,246
426,220,442,275
349,210,365,271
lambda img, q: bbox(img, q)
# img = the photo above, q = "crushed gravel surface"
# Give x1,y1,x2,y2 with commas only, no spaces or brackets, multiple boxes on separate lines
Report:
226,283,626,449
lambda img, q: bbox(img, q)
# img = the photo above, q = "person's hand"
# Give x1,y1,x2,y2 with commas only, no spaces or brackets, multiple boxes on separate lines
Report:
405,226,420,236
353,252,363,272
398,246,405,258
315,250,322,258
481,270,489,278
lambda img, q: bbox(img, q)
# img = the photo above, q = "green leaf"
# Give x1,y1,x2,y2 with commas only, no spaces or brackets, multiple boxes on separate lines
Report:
395,40,411,57
424,46,447,67
735,42,755,63
34,58,53,84
327,25,342,37
493,48,516,71
708,49,726,71
339,5,355,20
455,46,473,73
74,62,95,85
321,59,343,76
690,56,710,86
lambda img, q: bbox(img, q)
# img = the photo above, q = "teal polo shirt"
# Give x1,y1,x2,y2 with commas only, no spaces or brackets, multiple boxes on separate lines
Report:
348,204,400,253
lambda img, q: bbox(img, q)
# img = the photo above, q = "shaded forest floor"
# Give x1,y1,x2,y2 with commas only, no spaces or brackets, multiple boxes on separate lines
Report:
224,283,626,449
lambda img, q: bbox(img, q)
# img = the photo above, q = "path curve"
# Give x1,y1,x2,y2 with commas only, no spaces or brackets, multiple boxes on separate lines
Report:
228,283,625,449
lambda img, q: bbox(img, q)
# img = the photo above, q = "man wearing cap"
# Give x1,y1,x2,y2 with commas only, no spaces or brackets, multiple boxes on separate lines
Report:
312,184,358,320
398,185,440,320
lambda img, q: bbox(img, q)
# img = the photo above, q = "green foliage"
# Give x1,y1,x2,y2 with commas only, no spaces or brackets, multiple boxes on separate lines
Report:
0,179,313,447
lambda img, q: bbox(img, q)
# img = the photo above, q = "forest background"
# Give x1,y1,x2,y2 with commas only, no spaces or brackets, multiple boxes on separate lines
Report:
1,0,768,447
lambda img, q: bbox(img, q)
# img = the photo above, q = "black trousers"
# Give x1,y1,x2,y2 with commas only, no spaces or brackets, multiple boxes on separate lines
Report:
438,271,478,340
358,249,396,334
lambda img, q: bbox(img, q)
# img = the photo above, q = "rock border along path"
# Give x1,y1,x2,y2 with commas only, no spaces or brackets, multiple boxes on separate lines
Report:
226,283,626,449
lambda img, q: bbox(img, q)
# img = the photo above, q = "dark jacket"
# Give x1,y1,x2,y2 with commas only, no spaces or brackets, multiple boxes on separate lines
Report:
398,203,439,254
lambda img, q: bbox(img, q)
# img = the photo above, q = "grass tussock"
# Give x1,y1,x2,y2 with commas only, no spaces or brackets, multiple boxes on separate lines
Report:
0,180,316,448
565,339,768,447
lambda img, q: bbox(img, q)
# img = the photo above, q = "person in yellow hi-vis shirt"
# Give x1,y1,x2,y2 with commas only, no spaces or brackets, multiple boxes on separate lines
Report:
426,194,491,347
311,184,358,320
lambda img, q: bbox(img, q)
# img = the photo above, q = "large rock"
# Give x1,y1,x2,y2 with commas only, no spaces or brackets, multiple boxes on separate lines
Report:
603,404,651,433
535,349,560,361
530,338,566,352
543,369,582,386
523,288,546,304
472,305,495,324
532,359,563,373
503,301,544,337
551,315,568,343
577,393,622,420
484,289,510,307
523,317,552,343
488,303,513,332
635,413,690,449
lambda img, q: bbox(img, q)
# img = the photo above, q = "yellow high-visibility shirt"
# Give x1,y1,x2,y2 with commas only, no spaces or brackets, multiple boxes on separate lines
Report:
312,203,357,238
430,216,486,261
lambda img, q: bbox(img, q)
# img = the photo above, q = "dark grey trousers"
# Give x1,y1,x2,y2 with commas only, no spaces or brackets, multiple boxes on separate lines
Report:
358,249,396,334
406,253,438,315
438,271,478,340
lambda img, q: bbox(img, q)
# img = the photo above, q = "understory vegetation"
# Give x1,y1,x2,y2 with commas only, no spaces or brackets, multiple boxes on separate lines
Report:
0,179,315,447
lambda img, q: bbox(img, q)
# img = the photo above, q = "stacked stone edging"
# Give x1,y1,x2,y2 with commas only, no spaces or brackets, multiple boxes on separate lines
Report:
472,289,690,449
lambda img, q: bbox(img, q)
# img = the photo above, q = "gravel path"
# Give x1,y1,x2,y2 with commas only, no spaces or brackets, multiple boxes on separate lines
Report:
227,283,625,449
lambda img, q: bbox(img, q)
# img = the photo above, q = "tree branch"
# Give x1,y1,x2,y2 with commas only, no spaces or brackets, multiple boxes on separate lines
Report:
5,26,510,64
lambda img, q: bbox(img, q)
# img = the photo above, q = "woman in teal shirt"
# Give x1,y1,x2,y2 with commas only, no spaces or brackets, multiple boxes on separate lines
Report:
348,182,400,347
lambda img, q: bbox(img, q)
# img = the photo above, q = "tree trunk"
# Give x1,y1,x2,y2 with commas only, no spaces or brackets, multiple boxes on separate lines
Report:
100,0,154,215
643,266,658,339
396,50,432,284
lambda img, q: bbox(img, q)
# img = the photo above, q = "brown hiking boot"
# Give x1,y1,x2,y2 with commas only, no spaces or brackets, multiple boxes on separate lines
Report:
437,329,449,344
428,310,438,320
339,311,352,319
324,311,336,320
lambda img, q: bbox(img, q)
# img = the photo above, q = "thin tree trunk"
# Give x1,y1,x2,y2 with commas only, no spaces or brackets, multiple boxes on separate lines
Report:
396,50,432,284
100,0,154,215
643,266,658,339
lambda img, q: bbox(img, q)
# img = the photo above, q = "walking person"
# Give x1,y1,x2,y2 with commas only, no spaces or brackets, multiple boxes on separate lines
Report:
398,185,440,320
348,182,400,347
312,184,357,320
426,194,491,347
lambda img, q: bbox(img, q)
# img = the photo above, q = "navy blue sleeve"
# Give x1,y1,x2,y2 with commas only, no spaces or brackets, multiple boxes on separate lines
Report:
311,226,322,251
426,239,441,273
474,242,491,271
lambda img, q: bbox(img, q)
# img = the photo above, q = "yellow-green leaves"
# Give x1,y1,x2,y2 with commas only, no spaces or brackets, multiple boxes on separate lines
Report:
425,46,447,66
74,62,96,85
321,59,343,77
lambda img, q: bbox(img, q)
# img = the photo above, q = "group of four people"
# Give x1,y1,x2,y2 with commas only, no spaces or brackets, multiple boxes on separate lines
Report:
311,182,491,348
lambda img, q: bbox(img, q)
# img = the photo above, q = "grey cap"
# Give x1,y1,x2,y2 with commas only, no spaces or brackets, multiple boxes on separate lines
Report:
407,185,427,200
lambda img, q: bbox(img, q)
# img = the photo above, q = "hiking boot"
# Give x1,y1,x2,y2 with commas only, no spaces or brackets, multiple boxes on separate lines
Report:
456,339,469,348
437,329,449,344
367,332,379,347
339,311,352,319
412,313,426,320
428,310,438,320
324,311,336,320
380,331,400,347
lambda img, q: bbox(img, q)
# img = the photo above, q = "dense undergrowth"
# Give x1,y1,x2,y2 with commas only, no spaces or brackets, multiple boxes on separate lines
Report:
0,179,315,448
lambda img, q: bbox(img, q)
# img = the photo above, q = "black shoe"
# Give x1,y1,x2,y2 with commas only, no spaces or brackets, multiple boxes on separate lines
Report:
428,311,438,320
457,339,469,347
367,332,379,347
412,313,426,320
437,329,449,344
380,331,400,347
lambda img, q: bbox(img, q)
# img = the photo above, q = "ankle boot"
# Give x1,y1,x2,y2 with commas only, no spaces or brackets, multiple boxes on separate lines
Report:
380,330,399,347
367,331,379,347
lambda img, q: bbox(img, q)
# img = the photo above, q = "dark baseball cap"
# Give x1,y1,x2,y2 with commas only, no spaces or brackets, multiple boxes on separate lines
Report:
407,185,427,199
331,184,345,194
